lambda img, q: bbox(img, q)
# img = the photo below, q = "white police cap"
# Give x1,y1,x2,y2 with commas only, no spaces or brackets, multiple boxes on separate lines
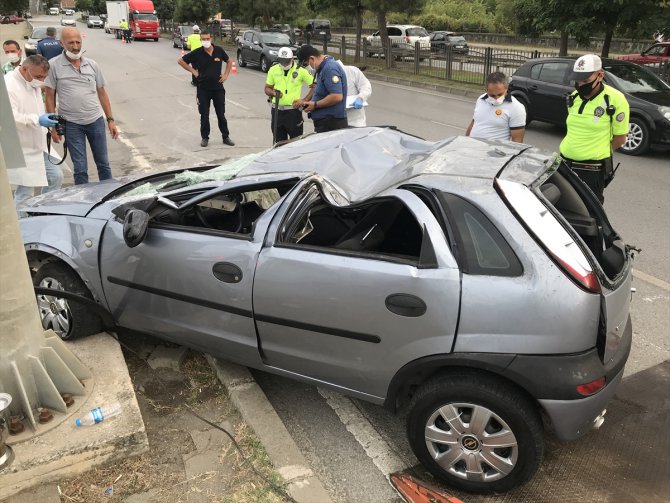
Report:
571,54,602,81
277,47,293,60
192,25,200,32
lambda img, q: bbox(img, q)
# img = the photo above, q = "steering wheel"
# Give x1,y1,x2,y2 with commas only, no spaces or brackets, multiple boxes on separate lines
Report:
194,205,213,229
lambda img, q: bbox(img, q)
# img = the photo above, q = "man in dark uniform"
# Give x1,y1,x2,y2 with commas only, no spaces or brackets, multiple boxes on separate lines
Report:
178,30,235,147
36,27,63,61
294,45,347,133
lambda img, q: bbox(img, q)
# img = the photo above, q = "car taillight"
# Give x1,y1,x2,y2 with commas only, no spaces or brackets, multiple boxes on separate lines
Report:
496,179,601,293
576,376,605,396
406,36,410,42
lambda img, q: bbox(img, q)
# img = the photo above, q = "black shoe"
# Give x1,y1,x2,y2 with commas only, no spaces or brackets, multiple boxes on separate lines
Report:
223,137,235,146
200,138,208,147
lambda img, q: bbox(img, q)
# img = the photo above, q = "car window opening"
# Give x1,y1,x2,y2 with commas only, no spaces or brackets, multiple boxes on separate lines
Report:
282,191,424,263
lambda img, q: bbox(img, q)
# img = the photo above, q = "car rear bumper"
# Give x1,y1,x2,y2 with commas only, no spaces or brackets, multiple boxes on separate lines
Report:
539,365,624,440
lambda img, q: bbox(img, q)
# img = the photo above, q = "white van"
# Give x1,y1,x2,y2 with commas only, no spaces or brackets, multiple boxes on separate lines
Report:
49,7,59,15
366,25,431,57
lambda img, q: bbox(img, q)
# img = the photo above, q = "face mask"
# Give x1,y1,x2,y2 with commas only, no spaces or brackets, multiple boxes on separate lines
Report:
306,64,316,76
65,49,82,60
280,61,292,70
486,96,505,106
575,77,600,99
26,68,45,88
201,40,212,49
5,53,20,64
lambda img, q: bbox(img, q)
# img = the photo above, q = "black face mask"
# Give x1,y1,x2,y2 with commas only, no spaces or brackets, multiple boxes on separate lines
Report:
575,77,600,99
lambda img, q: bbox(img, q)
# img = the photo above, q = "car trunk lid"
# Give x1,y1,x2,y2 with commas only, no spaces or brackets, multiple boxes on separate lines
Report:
498,152,635,364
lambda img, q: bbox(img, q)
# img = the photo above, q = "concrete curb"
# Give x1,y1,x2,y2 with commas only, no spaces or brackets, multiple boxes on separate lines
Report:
205,355,333,503
362,71,483,99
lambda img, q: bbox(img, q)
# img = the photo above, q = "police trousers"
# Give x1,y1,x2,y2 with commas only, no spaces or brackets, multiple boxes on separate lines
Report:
271,108,303,142
561,156,613,204
313,116,348,134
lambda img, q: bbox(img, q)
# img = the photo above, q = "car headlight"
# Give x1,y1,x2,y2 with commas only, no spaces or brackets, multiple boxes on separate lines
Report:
25,42,35,50
660,106,670,122
269,50,278,56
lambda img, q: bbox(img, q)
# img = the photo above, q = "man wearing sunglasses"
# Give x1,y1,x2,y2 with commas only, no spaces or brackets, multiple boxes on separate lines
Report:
294,45,348,133
466,71,526,143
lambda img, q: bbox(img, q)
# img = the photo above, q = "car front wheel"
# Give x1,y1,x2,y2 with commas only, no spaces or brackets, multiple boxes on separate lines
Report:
620,117,650,155
260,55,269,73
407,372,543,493
237,50,246,67
33,261,102,340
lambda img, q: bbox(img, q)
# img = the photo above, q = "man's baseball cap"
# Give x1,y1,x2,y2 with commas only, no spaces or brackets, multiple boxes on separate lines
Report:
571,54,602,81
277,47,293,64
295,45,320,66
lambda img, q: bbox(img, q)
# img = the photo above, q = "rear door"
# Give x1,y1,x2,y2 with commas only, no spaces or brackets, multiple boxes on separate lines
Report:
527,61,572,123
253,186,461,399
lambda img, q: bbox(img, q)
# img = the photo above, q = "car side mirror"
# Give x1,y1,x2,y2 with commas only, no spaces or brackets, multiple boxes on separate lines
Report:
24,35,28,39
123,209,150,248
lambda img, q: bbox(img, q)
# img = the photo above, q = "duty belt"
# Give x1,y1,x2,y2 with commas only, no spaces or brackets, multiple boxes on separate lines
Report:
272,105,296,111
561,157,606,172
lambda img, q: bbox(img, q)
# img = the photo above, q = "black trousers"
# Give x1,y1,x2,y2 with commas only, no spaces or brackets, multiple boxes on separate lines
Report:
197,87,230,140
562,156,613,204
124,30,132,43
313,116,348,133
271,108,304,142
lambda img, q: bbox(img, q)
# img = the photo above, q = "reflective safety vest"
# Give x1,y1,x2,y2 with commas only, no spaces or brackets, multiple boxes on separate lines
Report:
187,33,202,51
119,21,128,30
265,63,313,107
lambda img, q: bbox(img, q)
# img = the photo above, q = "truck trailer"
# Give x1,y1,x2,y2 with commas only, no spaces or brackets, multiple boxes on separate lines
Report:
105,0,160,41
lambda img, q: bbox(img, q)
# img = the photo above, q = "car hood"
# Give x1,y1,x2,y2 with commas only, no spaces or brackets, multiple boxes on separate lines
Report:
19,179,128,217
628,90,670,107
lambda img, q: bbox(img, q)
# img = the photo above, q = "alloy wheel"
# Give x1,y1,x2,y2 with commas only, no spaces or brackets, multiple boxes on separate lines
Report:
424,402,518,482
623,122,644,152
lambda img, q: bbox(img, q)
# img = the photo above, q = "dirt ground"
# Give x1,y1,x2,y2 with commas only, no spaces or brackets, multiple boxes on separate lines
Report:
56,332,288,503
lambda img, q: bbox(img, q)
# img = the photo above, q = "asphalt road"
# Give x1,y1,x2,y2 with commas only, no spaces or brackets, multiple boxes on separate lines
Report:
24,17,670,503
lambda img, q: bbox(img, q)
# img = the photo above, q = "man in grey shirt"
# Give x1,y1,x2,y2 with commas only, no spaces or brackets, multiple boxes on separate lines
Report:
45,27,118,185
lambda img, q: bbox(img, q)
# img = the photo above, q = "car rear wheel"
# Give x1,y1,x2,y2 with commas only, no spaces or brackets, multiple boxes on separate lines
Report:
33,261,102,341
407,372,543,493
260,56,269,73
237,50,246,67
620,117,650,156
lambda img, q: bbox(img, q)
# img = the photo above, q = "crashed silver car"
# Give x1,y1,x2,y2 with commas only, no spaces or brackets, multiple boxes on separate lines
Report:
19,128,633,493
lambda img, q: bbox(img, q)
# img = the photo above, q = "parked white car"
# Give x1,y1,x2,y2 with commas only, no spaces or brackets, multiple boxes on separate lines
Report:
366,24,431,57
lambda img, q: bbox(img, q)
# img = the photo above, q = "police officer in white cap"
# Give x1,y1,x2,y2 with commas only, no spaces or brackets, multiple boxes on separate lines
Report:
264,47,313,142
560,54,630,203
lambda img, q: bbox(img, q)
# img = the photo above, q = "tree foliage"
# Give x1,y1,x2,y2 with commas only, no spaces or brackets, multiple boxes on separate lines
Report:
174,0,216,25
0,0,28,15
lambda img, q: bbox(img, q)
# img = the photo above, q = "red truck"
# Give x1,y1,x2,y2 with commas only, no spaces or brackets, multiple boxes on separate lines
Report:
106,0,160,41
617,42,670,65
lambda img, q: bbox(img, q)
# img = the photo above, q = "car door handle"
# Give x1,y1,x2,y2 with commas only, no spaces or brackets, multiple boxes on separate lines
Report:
385,294,427,317
529,85,538,90
212,262,243,283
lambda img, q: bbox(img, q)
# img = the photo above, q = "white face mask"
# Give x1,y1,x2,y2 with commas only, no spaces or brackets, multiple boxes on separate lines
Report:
65,49,83,60
486,96,505,106
201,40,212,49
4,53,20,64
280,61,292,70
306,64,316,76
26,68,46,88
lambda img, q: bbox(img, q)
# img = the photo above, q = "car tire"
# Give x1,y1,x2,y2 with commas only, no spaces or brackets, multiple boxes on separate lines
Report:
260,56,269,73
33,261,102,341
237,50,246,67
407,372,543,493
620,116,650,156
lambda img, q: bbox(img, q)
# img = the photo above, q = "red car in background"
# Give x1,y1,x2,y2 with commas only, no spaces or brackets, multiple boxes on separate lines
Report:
1,15,25,24
617,42,670,65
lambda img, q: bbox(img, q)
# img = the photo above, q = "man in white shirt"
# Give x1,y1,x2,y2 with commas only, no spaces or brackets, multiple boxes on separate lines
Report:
337,61,372,127
466,71,526,142
5,55,63,210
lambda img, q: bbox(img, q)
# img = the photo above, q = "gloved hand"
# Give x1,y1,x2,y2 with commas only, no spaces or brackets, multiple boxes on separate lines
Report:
38,114,58,128
353,98,364,109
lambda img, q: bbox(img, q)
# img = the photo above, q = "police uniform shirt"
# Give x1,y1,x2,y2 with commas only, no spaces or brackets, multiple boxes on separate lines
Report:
470,93,526,141
182,45,229,91
311,56,347,120
266,63,313,107
36,38,63,61
560,83,629,161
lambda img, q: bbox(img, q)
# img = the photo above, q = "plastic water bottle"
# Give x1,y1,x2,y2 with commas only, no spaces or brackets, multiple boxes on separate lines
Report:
75,402,122,426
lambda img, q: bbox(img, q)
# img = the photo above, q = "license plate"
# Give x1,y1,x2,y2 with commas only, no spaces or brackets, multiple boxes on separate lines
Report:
456,45,464,48
319,31,325,35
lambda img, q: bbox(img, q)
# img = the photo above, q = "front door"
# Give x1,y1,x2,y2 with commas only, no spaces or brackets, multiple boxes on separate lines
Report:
253,188,461,400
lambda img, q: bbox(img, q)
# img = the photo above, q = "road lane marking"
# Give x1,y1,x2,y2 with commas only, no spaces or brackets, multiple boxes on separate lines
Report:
633,269,670,292
430,120,465,131
116,129,153,171
318,388,408,476
226,99,251,111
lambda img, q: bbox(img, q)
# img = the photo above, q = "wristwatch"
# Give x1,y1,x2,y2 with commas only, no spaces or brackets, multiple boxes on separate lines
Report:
106,116,114,122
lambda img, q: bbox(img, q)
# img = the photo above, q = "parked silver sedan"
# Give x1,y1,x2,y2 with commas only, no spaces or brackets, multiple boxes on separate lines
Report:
19,128,634,494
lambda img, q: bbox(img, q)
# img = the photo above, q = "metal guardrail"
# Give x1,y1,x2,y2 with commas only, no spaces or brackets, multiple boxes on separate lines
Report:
321,35,568,86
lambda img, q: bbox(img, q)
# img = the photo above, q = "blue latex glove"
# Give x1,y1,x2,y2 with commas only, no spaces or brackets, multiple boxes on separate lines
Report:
38,114,58,128
353,98,364,109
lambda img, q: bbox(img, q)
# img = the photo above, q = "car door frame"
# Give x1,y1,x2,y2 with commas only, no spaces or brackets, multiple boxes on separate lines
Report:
252,180,461,401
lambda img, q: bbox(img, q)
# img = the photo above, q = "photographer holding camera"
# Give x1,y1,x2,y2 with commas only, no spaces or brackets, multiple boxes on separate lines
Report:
4,55,63,210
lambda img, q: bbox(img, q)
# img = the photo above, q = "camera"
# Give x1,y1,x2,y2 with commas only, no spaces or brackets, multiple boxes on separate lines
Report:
52,114,66,136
